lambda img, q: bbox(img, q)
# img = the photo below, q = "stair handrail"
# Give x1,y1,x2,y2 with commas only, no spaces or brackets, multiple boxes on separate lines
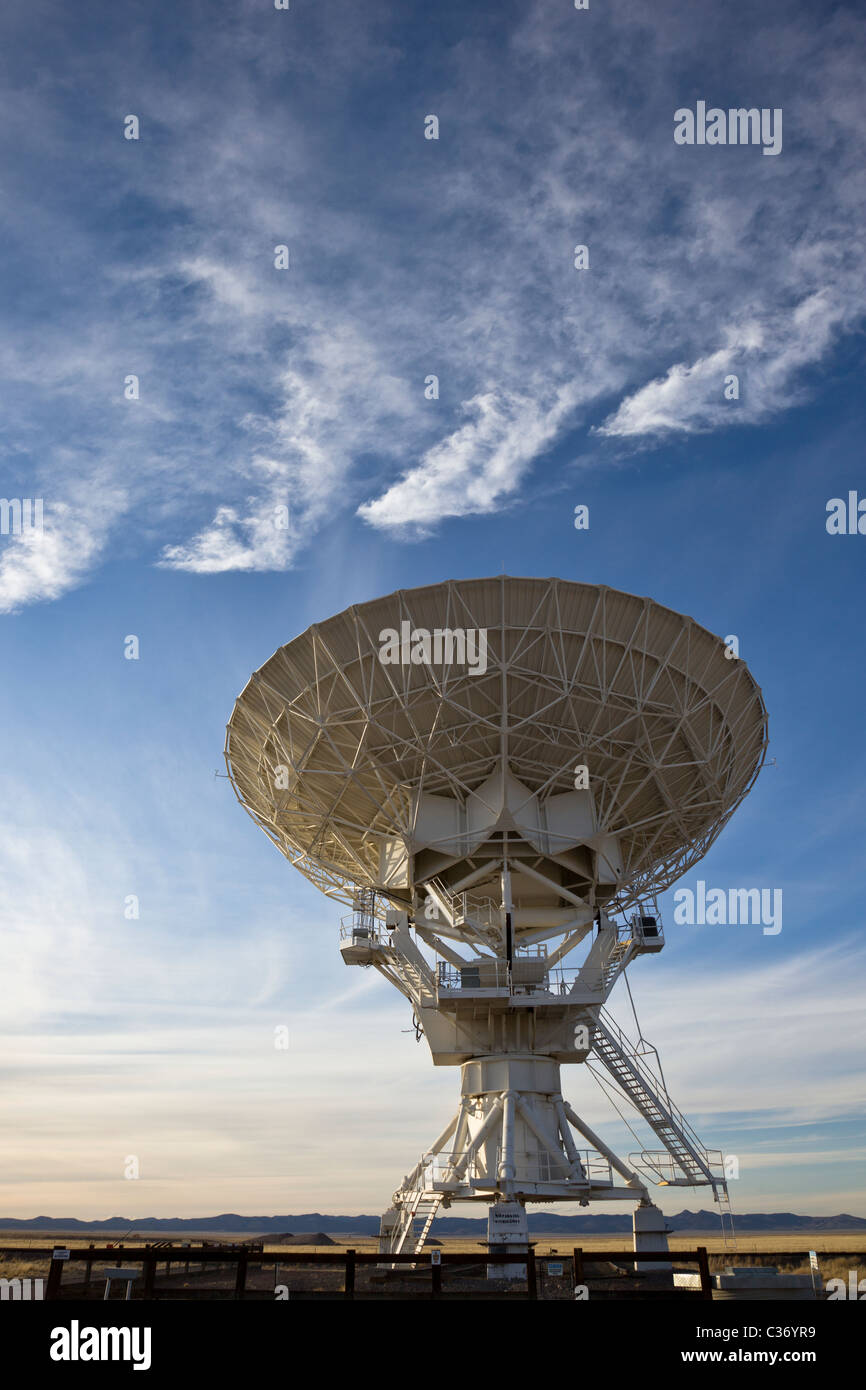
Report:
595,1009,716,1175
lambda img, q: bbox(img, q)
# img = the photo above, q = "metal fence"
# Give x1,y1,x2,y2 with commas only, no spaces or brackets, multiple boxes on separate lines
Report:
0,1243,721,1301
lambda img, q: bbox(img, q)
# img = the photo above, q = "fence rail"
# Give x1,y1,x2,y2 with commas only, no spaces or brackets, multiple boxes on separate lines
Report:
0,1243,731,1301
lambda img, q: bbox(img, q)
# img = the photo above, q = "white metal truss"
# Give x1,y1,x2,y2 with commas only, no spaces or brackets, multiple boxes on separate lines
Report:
225,577,768,925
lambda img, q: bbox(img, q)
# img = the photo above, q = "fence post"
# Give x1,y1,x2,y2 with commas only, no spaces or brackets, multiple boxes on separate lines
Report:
84,1243,94,1291
345,1249,355,1300
431,1259,442,1300
697,1246,713,1301
143,1251,156,1300
234,1250,248,1301
527,1249,537,1300
46,1250,65,1301
572,1247,584,1289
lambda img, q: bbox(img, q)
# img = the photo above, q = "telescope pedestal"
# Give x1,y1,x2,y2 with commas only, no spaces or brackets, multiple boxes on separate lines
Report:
486,1199,529,1280
379,1052,670,1262
633,1202,672,1272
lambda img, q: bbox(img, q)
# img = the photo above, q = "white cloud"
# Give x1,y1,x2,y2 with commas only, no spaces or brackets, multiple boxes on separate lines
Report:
0,489,127,615
1,4,864,595
357,385,579,534
598,291,849,439
354,12,866,524
159,496,295,574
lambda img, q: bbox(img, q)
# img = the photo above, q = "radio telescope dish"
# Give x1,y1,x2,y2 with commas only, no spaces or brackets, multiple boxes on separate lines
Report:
226,576,767,922
226,576,768,1264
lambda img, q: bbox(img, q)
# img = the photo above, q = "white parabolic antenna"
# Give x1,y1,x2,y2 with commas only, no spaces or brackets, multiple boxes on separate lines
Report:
226,576,768,1263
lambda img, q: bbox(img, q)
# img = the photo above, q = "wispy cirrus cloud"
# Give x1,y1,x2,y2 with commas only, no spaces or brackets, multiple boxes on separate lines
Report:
352,4,866,527
0,0,864,597
357,385,581,535
598,291,849,439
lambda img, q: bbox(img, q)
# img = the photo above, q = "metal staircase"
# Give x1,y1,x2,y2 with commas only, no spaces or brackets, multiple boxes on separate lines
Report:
573,919,647,998
386,1171,444,1258
714,1181,736,1247
591,1009,735,1243
410,1194,443,1254
390,955,435,1010
601,938,633,990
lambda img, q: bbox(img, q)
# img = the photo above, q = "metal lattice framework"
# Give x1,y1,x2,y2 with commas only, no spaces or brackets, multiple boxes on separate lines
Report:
225,576,768,921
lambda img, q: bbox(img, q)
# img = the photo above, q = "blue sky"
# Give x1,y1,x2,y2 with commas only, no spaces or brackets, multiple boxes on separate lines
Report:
0,0,864,1221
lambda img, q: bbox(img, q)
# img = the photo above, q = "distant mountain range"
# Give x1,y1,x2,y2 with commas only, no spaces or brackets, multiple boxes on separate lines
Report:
1,1210,863,1236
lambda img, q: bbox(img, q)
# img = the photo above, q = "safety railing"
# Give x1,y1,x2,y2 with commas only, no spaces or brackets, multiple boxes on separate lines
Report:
450,892,501,933
436,959,560,996
628,1148,728,1187
595,1007,710,1160
339,917,389,949
418,1146,613,1188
